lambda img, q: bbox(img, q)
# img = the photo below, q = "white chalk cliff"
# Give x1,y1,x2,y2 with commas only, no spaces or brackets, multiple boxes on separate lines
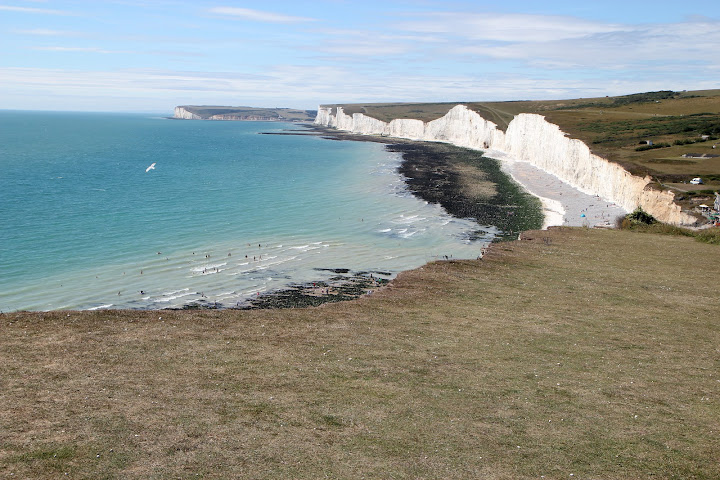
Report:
315,105,696,225
174,106,202,120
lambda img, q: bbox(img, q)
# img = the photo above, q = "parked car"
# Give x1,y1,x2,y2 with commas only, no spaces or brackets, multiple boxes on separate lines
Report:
690,177,703,185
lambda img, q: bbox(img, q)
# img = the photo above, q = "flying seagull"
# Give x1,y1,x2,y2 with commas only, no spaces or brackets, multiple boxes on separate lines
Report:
145,162,156,172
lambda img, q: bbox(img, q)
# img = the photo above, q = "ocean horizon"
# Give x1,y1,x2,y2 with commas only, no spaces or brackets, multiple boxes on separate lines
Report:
0,111,495,311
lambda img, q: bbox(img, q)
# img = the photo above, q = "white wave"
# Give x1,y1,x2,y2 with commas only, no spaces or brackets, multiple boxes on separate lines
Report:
261,257,296,268
156,291,195,302
392,214,426,225
87,304,113,310
190,262,228,274
161,288,189,296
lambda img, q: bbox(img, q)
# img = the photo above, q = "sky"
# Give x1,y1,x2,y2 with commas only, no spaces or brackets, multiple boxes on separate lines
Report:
1,0,719,113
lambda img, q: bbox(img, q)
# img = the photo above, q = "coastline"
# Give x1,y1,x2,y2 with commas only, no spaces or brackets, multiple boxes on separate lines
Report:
236,124,546,309
240,122,631,310
310,123,628,229
308,125,545,240
5,120,624,313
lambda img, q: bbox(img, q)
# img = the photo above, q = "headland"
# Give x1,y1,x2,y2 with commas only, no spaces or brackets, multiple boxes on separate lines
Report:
173,105,317,122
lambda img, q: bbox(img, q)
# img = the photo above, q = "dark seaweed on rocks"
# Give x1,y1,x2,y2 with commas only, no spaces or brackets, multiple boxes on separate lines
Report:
241,274,388,310
391,142,543,241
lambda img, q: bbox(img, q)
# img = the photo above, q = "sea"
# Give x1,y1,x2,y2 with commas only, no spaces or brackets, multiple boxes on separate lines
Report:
0,111,496,312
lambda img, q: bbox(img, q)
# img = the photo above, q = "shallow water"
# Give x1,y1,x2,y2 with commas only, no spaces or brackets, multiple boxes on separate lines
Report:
0,111,495,311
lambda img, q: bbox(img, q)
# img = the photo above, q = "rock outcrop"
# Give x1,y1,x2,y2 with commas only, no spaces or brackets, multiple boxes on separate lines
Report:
315,105,696,225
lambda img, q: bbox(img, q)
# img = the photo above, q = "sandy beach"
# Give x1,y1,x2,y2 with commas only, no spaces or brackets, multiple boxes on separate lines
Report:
486,149,628,229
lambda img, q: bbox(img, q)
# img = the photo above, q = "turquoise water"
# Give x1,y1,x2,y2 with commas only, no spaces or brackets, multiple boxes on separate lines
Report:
0,111,495,311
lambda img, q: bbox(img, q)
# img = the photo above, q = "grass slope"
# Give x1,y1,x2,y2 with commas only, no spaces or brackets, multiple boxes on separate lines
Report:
2,227,719,479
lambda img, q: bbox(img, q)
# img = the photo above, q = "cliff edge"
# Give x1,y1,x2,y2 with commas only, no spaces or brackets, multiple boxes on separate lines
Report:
315,105,697,226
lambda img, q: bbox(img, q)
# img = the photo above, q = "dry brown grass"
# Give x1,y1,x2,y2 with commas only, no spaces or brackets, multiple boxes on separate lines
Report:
2,227,719,479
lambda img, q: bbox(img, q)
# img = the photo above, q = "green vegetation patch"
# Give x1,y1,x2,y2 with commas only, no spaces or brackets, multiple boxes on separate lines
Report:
582,112,720,140
557,90,681,110
618,207,720,245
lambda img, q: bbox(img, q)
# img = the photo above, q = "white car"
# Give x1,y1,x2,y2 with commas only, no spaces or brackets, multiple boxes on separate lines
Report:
690,177,703,185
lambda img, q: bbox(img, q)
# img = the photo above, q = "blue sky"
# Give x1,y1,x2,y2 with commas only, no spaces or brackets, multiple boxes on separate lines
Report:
1,0,718,112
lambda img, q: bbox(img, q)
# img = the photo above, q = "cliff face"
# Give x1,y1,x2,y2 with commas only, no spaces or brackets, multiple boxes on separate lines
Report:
315,105,696,225
174,106,202,120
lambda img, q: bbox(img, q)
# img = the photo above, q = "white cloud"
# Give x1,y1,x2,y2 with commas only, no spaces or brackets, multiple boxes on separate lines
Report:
4,62,717,114
388,12,720,74
0,5,73,15
395,12,623,43
317,40,413,57
307,29,445,59
2,8,719,112
31,46,122,54
15,28,83,36
208,7,316,24
472,21,720,70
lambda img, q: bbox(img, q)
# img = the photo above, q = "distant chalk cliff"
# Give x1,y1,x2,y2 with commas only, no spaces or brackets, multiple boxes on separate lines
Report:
174,107,202,120
315,105,697,226
174,106,317,122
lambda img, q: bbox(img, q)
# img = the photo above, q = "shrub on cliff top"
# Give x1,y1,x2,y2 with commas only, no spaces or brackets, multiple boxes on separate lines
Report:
617,208,720,245
626,207,658,225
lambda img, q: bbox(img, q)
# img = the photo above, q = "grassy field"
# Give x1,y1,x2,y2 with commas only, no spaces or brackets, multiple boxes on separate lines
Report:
3,227,719,479
323,89,720,206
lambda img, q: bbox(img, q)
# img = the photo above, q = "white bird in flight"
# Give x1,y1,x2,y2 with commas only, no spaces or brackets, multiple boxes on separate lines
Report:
145,162,156,172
